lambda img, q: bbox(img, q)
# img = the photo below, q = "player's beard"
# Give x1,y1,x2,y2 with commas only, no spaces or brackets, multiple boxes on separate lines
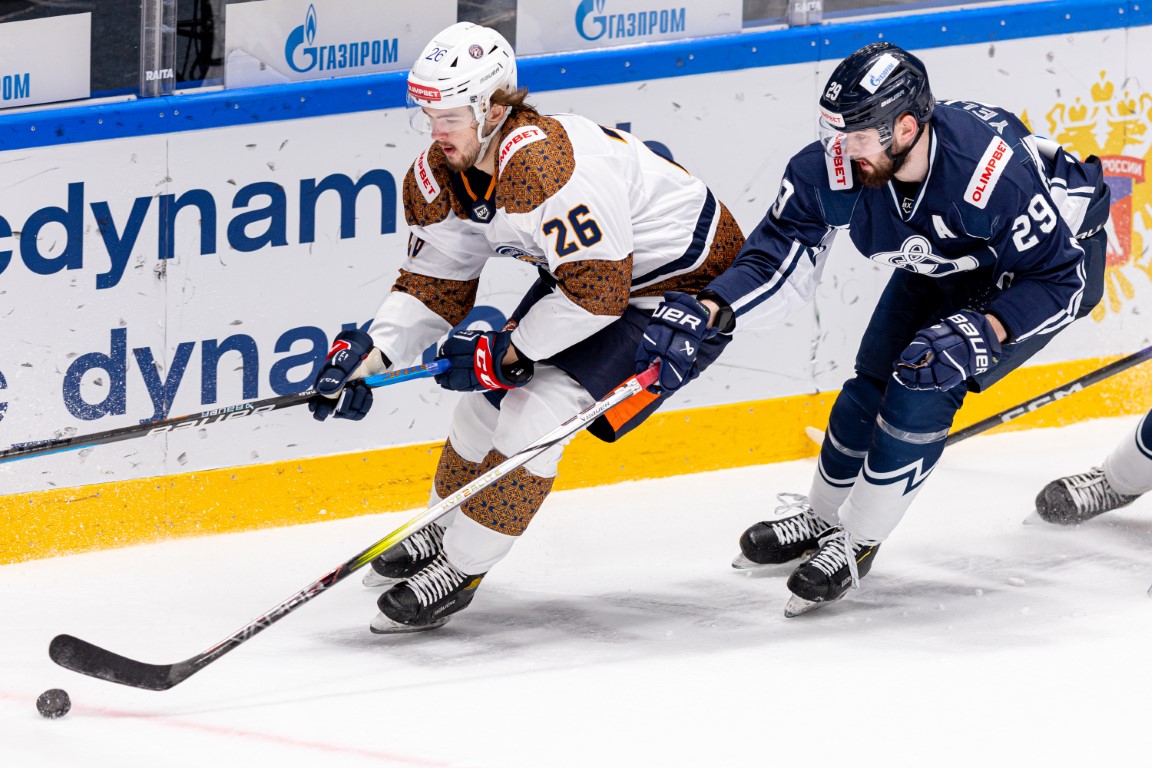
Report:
853,153,896,189
441,135,482,172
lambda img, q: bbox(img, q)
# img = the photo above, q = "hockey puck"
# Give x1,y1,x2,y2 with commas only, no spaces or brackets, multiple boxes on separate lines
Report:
36,688,71,719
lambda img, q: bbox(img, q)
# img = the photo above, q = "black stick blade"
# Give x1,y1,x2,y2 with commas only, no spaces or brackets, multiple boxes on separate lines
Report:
49,634,186,691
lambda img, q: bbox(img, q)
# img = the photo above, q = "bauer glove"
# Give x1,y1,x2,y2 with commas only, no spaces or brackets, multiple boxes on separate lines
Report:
636,291,718,393
894,310,1002,391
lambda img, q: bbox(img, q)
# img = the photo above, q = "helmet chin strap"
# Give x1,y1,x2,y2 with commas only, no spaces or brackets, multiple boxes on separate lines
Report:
476,102,513,165
886,119,926,175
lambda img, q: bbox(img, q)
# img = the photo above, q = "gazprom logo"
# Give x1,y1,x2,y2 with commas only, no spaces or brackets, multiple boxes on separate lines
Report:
860,53,899,94
285,4,319,73
305,3,318,43
284,3,398,74
576,0,607,40
575,0,687,42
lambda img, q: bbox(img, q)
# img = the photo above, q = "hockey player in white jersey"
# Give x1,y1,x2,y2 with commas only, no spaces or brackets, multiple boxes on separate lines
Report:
1035,408,1152,524
309,23,744,632
637,42,1110,616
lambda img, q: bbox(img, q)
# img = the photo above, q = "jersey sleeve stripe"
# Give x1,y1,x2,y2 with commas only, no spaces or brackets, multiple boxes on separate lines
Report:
631,190,718,288
1012,259,1087,341
729,240,815,314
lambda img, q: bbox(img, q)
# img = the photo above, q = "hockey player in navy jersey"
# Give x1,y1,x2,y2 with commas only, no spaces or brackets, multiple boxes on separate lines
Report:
309,23,743,632
637,42,1109,616
1034,408,1152,525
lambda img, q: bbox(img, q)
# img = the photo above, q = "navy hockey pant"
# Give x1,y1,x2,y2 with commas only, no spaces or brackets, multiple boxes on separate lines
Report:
817,231,1106,538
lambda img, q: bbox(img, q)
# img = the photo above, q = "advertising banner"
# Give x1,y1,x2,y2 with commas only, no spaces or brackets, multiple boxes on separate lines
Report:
0,23,1147,500
0,14,90,109
225,0,456,88
515,0,742,55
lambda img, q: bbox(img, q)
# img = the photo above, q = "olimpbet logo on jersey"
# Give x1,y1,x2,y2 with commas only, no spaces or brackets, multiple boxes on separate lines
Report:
224,0,454,88
515,0,741,55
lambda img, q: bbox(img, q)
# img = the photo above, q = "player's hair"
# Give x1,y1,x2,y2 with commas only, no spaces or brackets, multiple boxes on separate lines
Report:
492,86,538,116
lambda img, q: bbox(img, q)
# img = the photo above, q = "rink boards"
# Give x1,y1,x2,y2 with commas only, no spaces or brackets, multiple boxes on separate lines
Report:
2,0,1150,563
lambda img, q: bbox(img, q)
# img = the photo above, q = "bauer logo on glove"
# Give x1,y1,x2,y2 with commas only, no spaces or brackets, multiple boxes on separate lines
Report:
943,312,994,374
652,303,706,331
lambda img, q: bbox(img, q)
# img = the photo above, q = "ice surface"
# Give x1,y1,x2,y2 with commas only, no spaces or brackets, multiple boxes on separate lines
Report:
3,415,1151,766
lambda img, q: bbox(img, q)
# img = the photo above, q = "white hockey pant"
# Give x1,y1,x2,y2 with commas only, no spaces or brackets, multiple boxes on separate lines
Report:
435,365,594,575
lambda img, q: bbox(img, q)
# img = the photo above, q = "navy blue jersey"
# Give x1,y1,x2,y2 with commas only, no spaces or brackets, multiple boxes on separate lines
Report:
707,100,1107,342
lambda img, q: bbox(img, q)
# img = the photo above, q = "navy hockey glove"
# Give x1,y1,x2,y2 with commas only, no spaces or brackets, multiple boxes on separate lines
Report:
636,292,717,393
435,329,534,392
309,329,385,421
894,310,1002,391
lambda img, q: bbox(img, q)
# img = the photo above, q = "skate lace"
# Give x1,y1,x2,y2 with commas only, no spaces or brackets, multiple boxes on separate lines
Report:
402,523,445,560
407,554,468,607
1063,468,1132,514
808,528,872,590
768,493,828,545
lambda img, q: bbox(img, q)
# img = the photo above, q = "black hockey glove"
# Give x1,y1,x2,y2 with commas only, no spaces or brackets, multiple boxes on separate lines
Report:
636,291,717,393
893,310,1002,391
309,329,387,421
435,329,534,392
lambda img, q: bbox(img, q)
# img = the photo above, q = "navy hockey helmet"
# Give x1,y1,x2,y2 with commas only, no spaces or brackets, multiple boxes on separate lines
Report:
817,42,934,159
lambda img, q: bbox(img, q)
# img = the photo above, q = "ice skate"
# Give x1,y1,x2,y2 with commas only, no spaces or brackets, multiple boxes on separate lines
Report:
732,493,831,570
362,523,445,587
784,527,880,617
370,551,485,634
1034,468,1139,525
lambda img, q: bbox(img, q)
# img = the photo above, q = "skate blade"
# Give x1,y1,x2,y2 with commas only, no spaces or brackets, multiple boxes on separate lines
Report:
784,592,843,618
369,613,450,634
362,569,402,588
1021,510,1044,526
732,549,817,571
731,552,773,570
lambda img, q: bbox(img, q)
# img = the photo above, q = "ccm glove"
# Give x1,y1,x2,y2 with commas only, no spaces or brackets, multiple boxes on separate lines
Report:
435,329,534,392
894,310,1003,391
309,329,387,421
636,291,718,393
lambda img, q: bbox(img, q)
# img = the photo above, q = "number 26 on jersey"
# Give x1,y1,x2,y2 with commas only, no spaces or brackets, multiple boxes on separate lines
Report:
542,204,603,257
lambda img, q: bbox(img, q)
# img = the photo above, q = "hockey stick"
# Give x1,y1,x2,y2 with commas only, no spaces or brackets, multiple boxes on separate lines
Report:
48,363,661,691
943,345,1152,445
0,359,449,467
805,346,1152,447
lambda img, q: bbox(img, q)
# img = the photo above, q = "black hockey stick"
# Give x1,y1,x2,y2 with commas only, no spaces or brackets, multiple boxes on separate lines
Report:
0,359,448,467
806,346,1152,447
944,345,1152,445
48,363,661,691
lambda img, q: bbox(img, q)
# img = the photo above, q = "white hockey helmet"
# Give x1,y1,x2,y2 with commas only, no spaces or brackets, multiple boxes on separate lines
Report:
406,23,517,147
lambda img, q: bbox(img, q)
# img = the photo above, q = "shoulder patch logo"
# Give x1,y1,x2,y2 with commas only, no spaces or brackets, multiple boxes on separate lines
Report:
964,137,1013,209
414,150,441,204
825,136,853,191
496,244,547,267
498,126,547,175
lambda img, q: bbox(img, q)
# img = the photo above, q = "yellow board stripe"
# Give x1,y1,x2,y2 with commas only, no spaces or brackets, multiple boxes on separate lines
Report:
3,354,1150,565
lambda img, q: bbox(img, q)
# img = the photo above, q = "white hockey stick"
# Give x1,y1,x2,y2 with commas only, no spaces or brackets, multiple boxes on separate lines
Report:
49,363,661,691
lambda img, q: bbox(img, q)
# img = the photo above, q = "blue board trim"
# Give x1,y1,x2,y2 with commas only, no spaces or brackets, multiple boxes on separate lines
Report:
0,0,1140,151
